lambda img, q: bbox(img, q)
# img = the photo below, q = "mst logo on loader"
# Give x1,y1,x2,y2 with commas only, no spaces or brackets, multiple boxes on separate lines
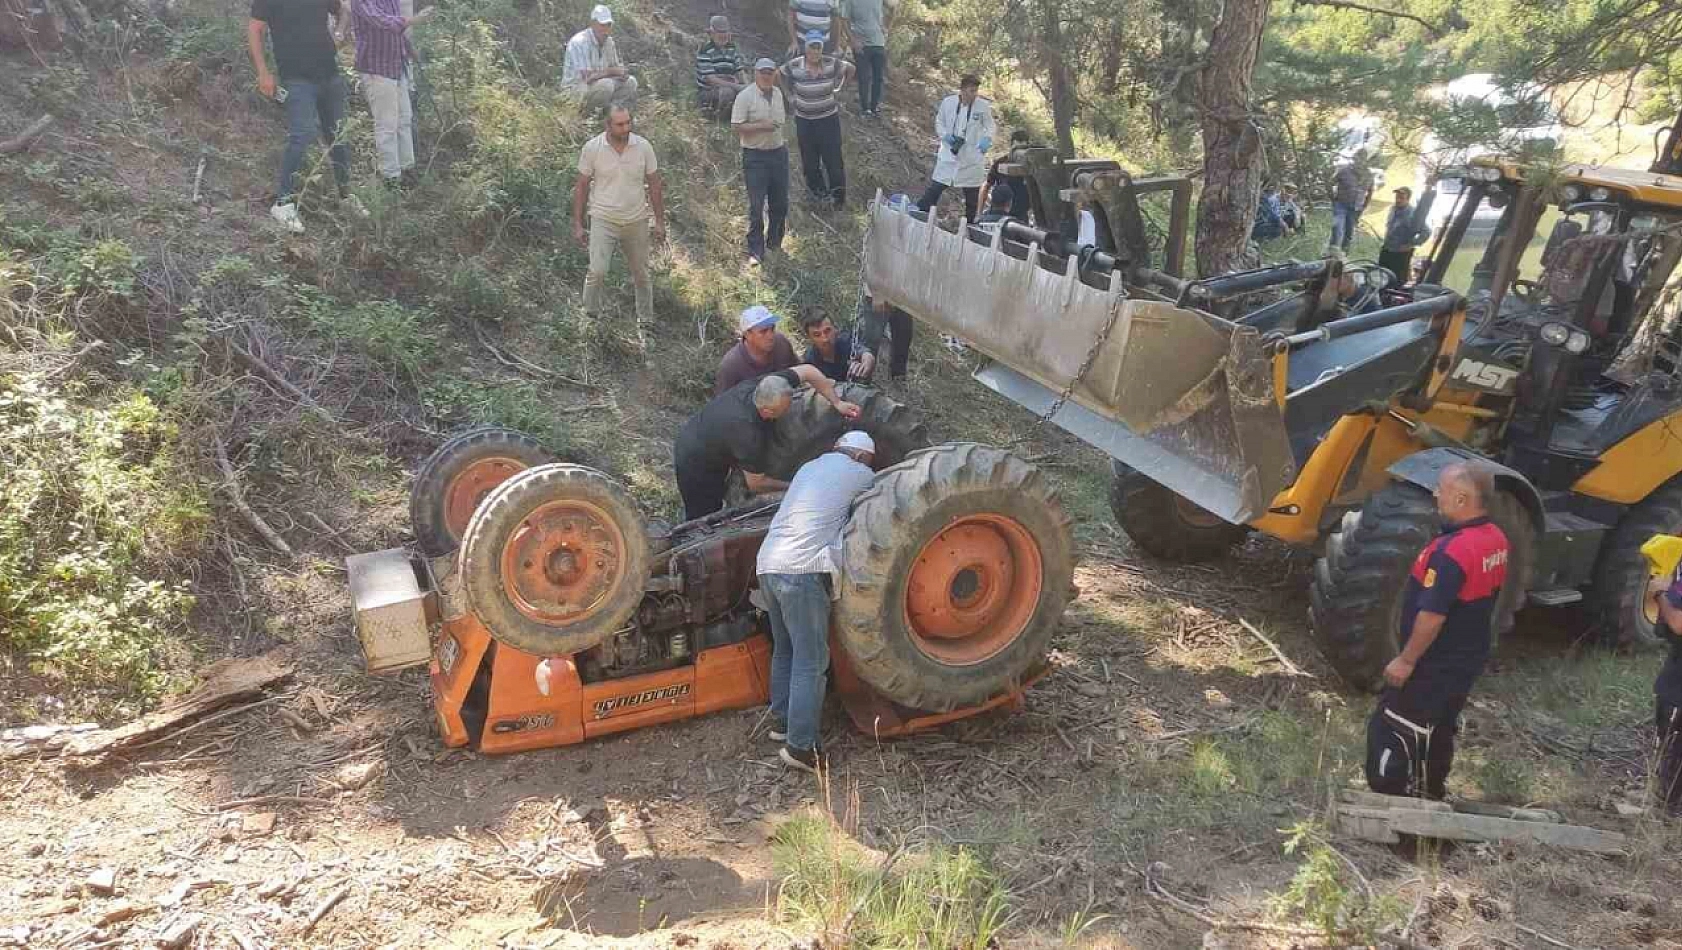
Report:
1448,358,1521,395
593,684,691,719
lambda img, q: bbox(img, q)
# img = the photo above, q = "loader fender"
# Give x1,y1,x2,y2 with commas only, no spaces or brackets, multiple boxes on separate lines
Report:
1385,448,1544,534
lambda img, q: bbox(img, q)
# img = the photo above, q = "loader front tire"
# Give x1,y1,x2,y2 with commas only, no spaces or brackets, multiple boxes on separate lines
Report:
1309,481,1534,690
411,427,555,556
460,463,650,656
834,443,1074,711
1588,478,1682,649
1109,462,1247,562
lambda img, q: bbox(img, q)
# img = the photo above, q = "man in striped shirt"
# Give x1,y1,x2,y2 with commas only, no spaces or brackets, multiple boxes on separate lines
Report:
786,0,836,55
694,15,747,115
352,0,430,187
781,31,853,208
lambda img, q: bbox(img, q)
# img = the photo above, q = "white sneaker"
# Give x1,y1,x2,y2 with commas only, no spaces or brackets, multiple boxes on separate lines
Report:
342,194,370,219
270,202,304,233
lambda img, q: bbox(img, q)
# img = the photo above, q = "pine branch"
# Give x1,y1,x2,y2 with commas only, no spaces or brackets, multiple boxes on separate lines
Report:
1293,0,1451,38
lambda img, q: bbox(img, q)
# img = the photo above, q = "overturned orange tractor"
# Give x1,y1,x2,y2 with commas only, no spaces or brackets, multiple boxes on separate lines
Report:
348,387,1075,754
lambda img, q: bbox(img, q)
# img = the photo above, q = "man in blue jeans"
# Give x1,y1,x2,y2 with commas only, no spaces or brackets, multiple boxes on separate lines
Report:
249,0,360,233
755,431,877,772
1327,153,1373,254
836,0,892,117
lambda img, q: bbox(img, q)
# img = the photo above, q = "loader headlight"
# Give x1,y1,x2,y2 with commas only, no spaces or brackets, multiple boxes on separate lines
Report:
1472,166,1503,182
1588,187,1612,201
1540,322,1570,346
1566,329,1591,354
1560,184,1583,202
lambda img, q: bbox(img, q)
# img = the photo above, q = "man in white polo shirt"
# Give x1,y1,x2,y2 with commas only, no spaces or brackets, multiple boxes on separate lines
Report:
573,105,665,350
563,4,638,111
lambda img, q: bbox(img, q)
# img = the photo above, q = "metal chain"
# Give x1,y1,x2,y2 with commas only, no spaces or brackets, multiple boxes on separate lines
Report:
1034,292,1126,431
845,202,877,365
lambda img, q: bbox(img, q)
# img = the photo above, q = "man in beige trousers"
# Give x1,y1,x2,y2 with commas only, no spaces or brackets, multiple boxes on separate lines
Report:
573,106,666,351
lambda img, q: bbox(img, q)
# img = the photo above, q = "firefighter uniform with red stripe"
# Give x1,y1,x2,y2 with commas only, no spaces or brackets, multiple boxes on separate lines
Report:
1366,516,1509,799
1654,570,1682,815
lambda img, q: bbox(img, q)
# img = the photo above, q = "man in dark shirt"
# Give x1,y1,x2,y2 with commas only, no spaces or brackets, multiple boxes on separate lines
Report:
798,313,871,382
976,182,1013,230
673,366,861,519
1649,560,1682,815
1379,187,1431,287
716,305,800,394
248,0,357,234
979,130,1032,222
1366,462,1509,800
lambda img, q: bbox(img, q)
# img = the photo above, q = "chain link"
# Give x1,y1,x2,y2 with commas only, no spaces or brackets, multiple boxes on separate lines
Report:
845,202,877,364
1034,292,1126,431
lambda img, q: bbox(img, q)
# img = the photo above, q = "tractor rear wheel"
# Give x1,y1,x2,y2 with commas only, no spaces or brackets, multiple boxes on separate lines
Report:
1309,482,1534,690
411,427,555,556
459,463,650,656
1588,478,1682,648
761,382,930,480
1109,462,1247,562
833,443,1075,710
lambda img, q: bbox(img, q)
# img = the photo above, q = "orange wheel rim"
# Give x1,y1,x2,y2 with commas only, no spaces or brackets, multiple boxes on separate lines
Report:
499,498,629,626
903,513,1043,665
444,457,528,542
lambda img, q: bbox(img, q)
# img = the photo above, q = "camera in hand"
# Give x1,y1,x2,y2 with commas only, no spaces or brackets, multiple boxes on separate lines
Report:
948,136,965,154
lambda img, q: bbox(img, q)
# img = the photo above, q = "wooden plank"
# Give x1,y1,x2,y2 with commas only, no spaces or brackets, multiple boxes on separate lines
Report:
1387,810,1628,854
1331,805,1400,844
1336,789,1453,812
59,651,294,762
1447,800,1562,823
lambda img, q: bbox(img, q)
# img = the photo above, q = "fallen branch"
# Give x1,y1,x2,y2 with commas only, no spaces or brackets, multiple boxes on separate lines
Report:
472,322,600,390
1514,924,1580,950
300,883,349,934
212,794,333,812
125,693,293,752
191,150,207,203
1143,868,1435,950
1239,617,1312,677
223,338,337,422
215,436,295,557
0,114,54,155
39,340,106,381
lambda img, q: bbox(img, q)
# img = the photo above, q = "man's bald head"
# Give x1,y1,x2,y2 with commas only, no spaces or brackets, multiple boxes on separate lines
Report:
1436,462,1493,522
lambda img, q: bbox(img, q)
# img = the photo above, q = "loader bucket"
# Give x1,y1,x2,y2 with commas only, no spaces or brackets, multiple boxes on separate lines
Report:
862,198,1297,524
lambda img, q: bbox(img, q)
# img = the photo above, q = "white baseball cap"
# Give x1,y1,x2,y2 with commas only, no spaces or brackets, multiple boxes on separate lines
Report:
738,305,777,333
836,431,876,454
591,5,613,24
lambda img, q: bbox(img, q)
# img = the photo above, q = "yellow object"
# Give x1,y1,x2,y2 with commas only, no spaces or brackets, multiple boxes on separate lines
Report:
1570,410,1682,504
1643,534,1682,579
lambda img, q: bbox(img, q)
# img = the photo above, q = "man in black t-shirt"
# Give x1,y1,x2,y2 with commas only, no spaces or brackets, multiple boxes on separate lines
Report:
248,0,358,234
979,130,1032,222
1649,561,1682,815
673,365,860,520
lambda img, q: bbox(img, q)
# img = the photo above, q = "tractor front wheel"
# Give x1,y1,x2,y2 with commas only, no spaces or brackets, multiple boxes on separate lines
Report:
1309,481,1534,690
1588,478,1682,649
410,427,555,556
833,443,1075,710
459,463,650,656
1109,462,1247,562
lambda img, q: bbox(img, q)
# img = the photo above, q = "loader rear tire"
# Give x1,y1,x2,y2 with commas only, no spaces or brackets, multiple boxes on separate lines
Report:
760,382,930,481
1587,478,1682,649
1109,462,1247,562
411,427,555,557
459,463,650,656
1309,482,1534,690
834,443,1074,711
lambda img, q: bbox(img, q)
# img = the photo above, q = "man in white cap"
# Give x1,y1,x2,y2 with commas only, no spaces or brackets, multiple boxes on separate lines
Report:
673,366,862,521
564,4,638,111
716,304,799,394
694,14,748,115
756,429,878,773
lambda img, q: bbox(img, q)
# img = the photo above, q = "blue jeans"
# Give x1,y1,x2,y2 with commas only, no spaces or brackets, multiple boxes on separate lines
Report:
760,573,831,753
1329,200,1360,251
279,73,352,202
857,46,887,113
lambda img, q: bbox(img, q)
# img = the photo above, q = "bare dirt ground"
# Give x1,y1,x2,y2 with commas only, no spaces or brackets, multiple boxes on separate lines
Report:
5,1,1682,948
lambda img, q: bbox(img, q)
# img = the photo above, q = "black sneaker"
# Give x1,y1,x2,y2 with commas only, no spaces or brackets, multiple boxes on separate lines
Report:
768,718,788,742
779,744,822,773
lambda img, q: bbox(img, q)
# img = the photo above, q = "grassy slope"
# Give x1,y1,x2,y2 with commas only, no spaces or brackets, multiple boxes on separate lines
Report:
2,2,1682,947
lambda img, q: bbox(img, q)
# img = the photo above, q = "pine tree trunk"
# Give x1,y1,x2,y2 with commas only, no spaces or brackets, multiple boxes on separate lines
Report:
1039,0,1077,158
1194,0,1272,278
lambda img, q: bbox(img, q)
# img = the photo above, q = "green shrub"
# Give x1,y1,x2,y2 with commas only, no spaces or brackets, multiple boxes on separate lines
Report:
287,287,439,377
48,239,140,299
0,377,206,702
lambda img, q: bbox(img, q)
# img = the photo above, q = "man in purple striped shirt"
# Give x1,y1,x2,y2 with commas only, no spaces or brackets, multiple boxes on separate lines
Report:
353,0,431,186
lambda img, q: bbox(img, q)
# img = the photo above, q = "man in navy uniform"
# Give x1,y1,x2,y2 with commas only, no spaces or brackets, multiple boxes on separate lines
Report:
1366,462,1509,800
1649,552,1682,815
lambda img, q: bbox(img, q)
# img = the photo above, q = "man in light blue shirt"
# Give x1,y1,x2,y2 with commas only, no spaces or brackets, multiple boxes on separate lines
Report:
755,431,877,772
836,0,892,116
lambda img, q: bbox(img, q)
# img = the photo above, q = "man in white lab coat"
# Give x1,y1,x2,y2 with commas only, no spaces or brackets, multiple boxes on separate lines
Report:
915,74,994,222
